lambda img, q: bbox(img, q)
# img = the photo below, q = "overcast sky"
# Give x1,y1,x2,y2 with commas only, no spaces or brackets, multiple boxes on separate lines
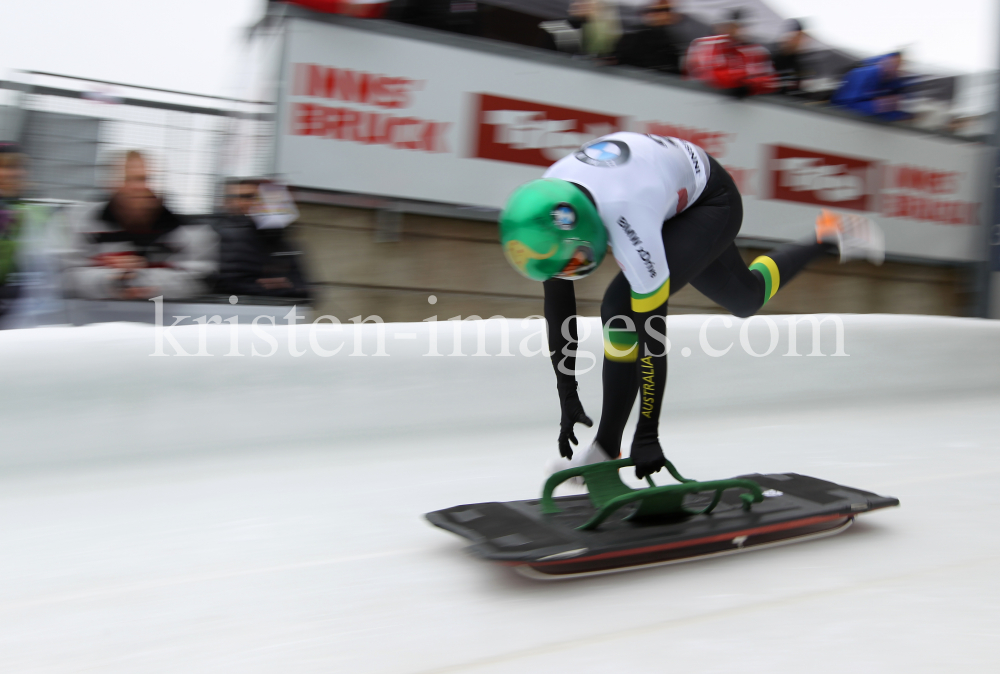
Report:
1,0,262,98
770,0,997,73
0,0,996,98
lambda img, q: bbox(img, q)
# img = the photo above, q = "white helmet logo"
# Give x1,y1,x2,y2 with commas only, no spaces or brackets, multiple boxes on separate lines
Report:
552,203,576,230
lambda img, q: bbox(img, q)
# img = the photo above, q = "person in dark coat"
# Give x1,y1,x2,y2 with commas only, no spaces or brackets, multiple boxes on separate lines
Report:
615,1,688,74
387,0,480,36
771,18,809,94
215,179,311,301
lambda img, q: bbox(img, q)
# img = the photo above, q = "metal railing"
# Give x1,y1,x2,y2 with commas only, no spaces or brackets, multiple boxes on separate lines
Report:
0,71,274,214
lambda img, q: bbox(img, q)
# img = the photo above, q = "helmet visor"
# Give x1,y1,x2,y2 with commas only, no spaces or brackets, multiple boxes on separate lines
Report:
554,243,598,280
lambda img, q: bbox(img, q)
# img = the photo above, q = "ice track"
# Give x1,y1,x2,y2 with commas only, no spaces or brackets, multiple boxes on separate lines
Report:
1,315,999,673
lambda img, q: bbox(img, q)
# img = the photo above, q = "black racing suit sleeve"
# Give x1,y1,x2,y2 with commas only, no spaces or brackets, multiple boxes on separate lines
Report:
543,278,593,457
631,301,669,478
543,278,577,383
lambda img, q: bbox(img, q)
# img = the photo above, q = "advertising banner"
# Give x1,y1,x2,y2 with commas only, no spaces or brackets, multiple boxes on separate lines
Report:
276,17,988,262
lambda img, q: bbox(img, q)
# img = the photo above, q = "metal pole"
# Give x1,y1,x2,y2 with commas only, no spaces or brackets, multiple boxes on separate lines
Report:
980,6,1000,317
972,24,1000,318
984,164,1000,318
984,62,1000,317
976,88,1000,318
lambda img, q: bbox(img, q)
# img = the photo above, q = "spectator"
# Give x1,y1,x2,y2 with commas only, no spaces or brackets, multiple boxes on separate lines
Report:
832,52,913,122
0,144,28,320
0,144,65,328
615,1,687,74
567,0,622,59
63,150,217,301
771,18,809,94
215,179,310,301
686,9,777,98
388,0,481,36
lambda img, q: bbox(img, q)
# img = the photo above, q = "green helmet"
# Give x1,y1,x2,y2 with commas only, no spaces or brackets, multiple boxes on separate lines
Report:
499,179,607,282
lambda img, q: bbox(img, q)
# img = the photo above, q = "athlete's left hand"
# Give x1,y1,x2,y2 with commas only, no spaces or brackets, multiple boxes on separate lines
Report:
631,436,666,479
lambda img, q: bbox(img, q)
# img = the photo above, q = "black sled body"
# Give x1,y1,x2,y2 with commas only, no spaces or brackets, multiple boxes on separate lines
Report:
426,467,899,579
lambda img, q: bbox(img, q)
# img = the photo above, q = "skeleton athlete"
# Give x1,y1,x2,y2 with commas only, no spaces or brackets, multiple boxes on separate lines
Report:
498,131,883,479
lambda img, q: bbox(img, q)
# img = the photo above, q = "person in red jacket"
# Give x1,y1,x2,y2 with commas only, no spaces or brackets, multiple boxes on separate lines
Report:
685,9,776,98
281,0,389,19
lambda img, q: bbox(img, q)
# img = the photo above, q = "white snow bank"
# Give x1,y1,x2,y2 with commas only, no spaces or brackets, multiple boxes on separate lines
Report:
1,314,998,469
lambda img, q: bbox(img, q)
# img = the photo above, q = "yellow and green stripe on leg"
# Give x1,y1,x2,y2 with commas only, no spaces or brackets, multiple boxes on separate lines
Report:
630,279,670,314
749,256,780,305
604,325,638,362
605,279,669,362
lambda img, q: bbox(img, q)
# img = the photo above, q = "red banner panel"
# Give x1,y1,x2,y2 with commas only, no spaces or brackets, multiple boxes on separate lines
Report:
767,144,877,212
472,94,624,168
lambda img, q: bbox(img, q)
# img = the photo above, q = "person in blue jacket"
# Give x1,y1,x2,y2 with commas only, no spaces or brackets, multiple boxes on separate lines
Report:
832,52,913,122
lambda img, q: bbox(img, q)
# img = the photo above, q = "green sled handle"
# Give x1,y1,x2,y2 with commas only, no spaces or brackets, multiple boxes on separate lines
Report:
540,458,764,531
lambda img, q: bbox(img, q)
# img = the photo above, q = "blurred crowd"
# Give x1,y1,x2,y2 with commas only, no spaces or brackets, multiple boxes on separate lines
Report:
381,0,963,130
0,3,981,326
0,145,311,328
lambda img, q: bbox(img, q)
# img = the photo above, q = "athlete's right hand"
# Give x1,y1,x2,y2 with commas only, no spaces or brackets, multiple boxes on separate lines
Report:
557,382,593,459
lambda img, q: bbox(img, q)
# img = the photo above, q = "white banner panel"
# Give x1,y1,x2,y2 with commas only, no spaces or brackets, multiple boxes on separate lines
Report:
276,17,988,262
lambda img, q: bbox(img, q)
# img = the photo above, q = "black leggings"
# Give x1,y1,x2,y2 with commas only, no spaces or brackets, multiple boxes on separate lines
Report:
595,156,832,457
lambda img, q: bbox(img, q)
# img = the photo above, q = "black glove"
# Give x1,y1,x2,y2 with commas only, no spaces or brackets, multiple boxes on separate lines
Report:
557,381,593,459
630,434,666,480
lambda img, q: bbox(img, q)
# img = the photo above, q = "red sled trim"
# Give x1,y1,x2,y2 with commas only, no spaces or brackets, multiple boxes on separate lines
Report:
345,2,388,19
521,513,846,567
286,0,387,19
